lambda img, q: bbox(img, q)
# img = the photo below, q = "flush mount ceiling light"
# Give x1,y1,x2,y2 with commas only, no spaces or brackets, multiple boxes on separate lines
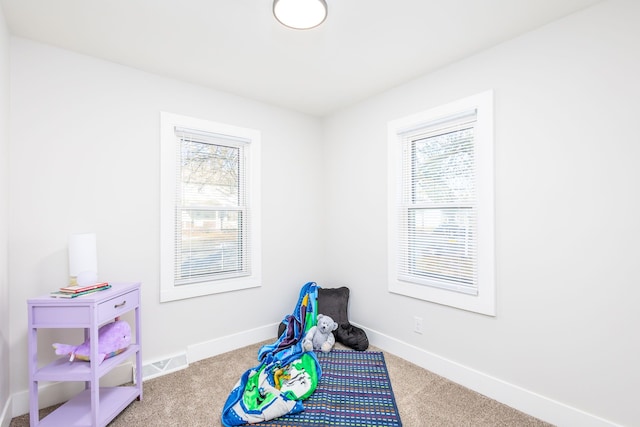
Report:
273,0,328,30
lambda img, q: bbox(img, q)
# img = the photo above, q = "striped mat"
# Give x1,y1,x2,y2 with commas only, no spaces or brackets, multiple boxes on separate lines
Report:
260,350,402,427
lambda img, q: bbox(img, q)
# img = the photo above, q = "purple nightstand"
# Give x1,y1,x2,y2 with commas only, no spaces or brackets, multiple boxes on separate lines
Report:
27,282,142,427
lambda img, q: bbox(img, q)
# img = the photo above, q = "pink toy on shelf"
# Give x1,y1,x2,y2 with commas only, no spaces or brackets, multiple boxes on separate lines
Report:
53,319,131,364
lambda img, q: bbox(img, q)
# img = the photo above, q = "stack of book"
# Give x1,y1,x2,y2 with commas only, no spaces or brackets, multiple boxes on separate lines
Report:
50,282,111,298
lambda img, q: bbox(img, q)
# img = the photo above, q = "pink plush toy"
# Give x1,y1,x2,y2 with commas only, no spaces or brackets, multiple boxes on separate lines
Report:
53,319,131,364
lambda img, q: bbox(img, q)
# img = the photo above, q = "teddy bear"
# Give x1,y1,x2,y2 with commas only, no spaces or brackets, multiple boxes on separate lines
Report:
303,314,338,353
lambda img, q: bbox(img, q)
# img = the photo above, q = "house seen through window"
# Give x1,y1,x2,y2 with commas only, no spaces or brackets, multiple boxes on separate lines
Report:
160,113,261,302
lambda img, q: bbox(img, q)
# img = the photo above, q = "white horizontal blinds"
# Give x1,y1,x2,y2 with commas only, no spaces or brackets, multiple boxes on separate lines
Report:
174,127,251,285
398,110,478,295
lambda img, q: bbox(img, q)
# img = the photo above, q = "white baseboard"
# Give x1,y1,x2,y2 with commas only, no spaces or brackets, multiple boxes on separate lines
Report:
138,323,276,382
187,322,277,364
1,396,11,427
355,323,620,427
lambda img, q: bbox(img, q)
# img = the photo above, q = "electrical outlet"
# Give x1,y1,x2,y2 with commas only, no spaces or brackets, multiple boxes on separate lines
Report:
413,316,423,334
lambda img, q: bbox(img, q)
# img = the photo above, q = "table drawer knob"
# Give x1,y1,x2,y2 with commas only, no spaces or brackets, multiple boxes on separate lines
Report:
114,300,127,309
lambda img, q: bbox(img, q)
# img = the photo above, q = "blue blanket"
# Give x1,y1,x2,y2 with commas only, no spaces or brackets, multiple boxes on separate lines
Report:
221,282,322,426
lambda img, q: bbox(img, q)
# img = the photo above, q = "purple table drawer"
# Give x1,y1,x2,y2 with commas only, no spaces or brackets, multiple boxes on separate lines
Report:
97,288,139,325
31,305,91,327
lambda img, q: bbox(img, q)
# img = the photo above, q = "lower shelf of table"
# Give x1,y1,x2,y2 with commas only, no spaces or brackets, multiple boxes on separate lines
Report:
34,386,140,427
34,345,141,382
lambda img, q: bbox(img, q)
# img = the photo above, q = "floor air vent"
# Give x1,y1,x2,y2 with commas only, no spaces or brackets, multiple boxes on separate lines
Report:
141,353,188,381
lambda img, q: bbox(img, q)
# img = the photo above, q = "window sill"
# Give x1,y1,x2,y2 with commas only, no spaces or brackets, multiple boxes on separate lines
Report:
389,278,495,316
160,276,261,302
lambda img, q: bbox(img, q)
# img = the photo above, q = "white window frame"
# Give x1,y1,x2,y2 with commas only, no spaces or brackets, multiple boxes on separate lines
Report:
160,112,261,302
387,91,495,316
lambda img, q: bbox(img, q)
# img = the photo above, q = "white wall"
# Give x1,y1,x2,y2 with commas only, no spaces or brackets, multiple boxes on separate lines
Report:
8,37,326,412
0,3,11,427
323,0,639,425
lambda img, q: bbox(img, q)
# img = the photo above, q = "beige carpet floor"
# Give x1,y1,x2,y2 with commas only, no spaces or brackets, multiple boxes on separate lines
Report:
11,340,553,426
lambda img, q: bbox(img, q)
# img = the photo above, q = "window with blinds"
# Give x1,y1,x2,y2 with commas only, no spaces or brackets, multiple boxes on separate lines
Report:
174,127,250,285
399,112,478,295
388,91,495,316
160,112,261,302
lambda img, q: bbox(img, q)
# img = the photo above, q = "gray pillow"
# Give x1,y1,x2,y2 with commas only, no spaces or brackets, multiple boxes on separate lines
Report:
317,287,350,326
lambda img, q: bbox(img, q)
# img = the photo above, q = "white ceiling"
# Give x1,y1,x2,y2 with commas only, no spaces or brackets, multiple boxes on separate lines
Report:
1,0,601,116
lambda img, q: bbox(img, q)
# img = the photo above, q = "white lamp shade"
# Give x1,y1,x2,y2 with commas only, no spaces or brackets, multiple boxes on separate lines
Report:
273,0,327,30
69,233,98,285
